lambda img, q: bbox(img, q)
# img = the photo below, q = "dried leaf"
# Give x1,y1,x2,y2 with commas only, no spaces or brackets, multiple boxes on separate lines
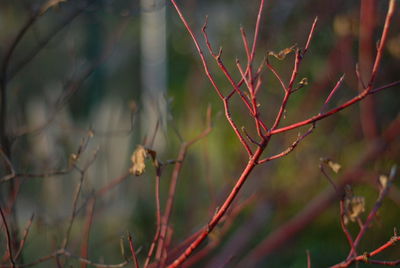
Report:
379,175,389,189
40,0,68,15
299,77,308,87
344,195,365,224
320,158,341,173
268,45,296,60
327,160,341,173
130,145,148,176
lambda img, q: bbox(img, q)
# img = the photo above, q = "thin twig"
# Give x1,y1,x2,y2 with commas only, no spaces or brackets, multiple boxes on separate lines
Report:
331,235,400,267
0,148,16,182
319,161,339,194
8,1,96,82
223,99,254,156
270,0,396,136
80,197,96,268
0,206,15,268
127,233,139,268
242,127,261,147
367,0,396,89
339,199,357,256
62,148,99,250
355,64,367,90
320,74,345,114
144,165,162,268
258,124,314,164
304,17,318,55
266,59,287,92
201,19,253,112
370,80,400,94
155,107,213,263
61,171,86,250
13,214,34,261
347,165,397,258
166,0,397,266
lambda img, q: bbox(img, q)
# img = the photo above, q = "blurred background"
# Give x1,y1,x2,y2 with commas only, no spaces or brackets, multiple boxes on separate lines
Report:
0,0,399,267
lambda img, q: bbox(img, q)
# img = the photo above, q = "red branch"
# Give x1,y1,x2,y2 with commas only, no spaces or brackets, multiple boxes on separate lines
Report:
0,206,15,268
346,166,397,259
270,0,396,136
155,107,212,265
166,0,398,266
128,234,139,268
331,236,400,268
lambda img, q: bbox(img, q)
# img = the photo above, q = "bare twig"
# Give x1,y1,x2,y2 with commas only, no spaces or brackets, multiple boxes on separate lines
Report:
166,0,397,266
320,74,345,114
270,0,396,136
258,124,315,164
339,199,357,256
155,107,213,264
144,167,162,268
80,197,96,268
0,149,16,182
7,1,96,82
13,214,34,261
347,165,397,259
22,249,131,268
239,116,400,266
270,18,318,132
0,206,15,268
61,147,99,250
331,235,400,268
127,233,139,268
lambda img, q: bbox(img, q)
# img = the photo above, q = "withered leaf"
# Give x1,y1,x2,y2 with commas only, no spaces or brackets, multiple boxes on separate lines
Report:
344,195,365,224
267,45,296,60
328,160,341,173
130,145,148,176
321,158,342,173
299,77,308,87
379,175,389,189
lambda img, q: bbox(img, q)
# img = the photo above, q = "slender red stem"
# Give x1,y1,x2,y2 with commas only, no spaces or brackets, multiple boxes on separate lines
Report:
347,166,396,258
144,168,162,268
167,144,266,268
156,109,212,263
339,199,357,256
166,0,397,266
270,0,395,135
128,234,139,268
0,206,15,268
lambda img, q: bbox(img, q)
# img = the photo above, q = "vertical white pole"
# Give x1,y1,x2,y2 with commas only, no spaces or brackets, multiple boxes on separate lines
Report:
140,0,167,150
